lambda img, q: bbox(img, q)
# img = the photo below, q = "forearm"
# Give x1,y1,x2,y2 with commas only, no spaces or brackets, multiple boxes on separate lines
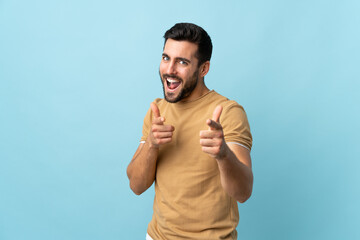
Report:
127,141,159,195
128,103,175,195
216,144,253,203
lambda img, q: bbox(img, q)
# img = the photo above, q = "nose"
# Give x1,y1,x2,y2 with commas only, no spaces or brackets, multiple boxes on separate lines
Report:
165,61,177,75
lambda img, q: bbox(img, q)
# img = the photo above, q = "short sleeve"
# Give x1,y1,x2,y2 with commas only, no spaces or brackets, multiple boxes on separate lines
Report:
140,107,152,142
221,101,252,151
140,99,162,142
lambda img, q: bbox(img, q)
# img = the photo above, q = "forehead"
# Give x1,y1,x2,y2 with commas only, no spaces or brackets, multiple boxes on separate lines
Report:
163,39,198,60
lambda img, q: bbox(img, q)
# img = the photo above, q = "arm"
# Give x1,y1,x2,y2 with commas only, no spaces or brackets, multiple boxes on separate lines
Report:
200,106,253,203
126,103,174,195
126,141,158,195
215,143,253,203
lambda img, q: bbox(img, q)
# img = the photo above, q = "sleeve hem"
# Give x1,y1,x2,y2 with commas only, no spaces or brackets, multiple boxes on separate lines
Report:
226,142,251,151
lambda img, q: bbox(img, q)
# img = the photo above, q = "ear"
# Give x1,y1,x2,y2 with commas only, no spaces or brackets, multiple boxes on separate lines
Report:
199,61,210,78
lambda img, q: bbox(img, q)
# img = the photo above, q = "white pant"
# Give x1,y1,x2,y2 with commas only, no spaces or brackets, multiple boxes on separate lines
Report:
146,233,153,240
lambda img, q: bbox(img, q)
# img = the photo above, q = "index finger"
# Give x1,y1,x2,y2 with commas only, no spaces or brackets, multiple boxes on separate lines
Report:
150,102,160,118
212,105,223,123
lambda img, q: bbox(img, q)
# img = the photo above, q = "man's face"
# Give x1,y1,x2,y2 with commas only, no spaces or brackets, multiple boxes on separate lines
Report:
159,39,201,103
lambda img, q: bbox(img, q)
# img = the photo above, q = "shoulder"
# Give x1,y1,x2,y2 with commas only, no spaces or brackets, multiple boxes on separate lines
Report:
211,91,246,115
143,98,165,120
223,100,246,117
211,92,250,130
212,93,252,150
153,98,163,104
153,98,167,108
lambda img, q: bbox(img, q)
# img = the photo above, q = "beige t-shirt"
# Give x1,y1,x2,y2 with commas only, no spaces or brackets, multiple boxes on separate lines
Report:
140,90,252,240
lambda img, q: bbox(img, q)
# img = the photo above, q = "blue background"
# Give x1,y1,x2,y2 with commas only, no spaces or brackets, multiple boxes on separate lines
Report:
1,0,359,239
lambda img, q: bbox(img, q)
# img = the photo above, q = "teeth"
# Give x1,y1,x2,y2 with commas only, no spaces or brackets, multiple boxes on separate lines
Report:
167,78,180,83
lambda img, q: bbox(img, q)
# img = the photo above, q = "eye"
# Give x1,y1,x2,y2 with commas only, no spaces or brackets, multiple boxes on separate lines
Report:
179,60,187,65
162,56,169,61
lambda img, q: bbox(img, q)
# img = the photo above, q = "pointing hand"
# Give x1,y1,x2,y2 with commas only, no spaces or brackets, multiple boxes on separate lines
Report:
200,105,227,159
148,102,175,148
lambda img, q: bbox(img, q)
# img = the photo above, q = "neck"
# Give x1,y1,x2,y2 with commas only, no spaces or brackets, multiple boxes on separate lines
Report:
180,78,210,103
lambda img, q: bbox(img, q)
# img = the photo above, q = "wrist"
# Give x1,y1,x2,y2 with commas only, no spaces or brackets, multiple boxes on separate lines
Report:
146,136,160,149
215,143,230,161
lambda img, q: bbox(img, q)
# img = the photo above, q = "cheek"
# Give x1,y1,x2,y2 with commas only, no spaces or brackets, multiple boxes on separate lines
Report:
159,62,167,73
185,69,197,79
179,68,193,77
159,65,164,74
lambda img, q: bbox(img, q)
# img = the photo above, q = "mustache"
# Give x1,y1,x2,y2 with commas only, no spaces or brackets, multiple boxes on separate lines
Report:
162,74,183,82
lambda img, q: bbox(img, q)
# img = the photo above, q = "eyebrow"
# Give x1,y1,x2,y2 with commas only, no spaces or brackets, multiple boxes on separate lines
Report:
162,53,191,64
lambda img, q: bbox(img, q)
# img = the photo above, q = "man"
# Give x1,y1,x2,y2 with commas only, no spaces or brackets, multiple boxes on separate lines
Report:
127,23,253,240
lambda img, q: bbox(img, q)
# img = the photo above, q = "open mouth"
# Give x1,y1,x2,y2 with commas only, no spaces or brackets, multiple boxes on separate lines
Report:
166,77,181,91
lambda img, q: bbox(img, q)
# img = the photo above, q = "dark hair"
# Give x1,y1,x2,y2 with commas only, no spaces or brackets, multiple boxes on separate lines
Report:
163,23,213,66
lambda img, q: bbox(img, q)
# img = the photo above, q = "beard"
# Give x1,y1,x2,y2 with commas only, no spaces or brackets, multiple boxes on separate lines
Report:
160,69,199,103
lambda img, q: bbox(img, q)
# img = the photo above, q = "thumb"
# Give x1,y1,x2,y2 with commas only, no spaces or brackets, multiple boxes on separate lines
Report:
150,102,161,118
212,105,223,123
